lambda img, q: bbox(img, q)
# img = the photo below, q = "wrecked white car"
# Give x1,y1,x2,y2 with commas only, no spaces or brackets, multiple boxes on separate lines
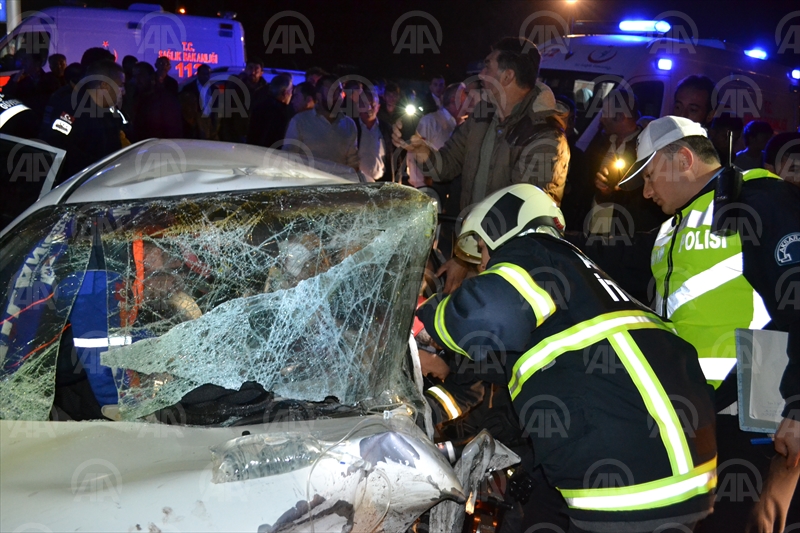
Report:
0,140,517,532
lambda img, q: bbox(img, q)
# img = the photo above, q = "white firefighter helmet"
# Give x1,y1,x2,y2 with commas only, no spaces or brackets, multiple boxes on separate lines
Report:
455,184,565,264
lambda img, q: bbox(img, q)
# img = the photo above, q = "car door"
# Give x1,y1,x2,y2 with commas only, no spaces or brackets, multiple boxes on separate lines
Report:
0,134,66,230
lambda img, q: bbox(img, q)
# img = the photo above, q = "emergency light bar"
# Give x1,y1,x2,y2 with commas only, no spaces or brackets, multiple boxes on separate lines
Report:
618,20,671,34
791,69,800,80
657,58,673,71
744,49,767,60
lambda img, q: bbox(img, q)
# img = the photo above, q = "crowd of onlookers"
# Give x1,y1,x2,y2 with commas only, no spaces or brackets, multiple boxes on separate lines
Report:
2,44,799,233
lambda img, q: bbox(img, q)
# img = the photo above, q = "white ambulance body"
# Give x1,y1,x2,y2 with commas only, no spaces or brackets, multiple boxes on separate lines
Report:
0,3,246,88
538,33,800,150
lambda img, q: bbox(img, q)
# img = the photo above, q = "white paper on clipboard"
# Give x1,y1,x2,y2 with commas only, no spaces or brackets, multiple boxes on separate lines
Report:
736,329,789,432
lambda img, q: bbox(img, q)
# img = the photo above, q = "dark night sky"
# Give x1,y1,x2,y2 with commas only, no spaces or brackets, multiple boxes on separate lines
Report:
17,0,800,80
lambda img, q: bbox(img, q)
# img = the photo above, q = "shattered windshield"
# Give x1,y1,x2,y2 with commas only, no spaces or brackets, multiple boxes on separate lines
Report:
0,183,436,422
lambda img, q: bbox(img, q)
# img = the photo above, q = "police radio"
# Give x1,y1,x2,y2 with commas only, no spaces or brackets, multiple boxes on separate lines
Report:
711,130,743,237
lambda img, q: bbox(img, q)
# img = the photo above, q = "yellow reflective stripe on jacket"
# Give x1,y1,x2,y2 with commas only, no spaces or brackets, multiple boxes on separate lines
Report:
426,385,462,420
560,458,716,511
482,263,556,327
508,311,673,400
608,331,693,476
434,295,469,358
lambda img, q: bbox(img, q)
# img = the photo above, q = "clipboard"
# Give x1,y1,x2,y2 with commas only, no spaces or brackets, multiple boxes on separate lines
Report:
735,329,789,433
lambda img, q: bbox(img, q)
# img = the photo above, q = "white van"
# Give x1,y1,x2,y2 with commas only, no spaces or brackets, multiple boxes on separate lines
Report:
537,29,800,151
0,3,246,89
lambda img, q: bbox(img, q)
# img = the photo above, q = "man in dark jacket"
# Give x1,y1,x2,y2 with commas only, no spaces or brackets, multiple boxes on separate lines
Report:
41,60,125,178
419,74,445,115
417,183,717,532
247,73,293,148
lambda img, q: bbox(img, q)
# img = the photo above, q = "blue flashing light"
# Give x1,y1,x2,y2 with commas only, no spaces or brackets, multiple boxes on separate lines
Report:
657,58,673,71
618,20,671,34
792,69,800,80
654,20,671,33
744,49,768,60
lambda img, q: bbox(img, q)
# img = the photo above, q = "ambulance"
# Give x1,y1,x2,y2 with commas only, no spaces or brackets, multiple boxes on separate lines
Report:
536,20,800,151
0,3,246,89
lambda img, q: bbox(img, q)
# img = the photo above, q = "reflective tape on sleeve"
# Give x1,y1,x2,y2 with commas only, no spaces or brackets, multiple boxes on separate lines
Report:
426,385,462,420
482,263,556,327
73,336,132,348
433,295,469,358
0,103,29,128
508,311,671,400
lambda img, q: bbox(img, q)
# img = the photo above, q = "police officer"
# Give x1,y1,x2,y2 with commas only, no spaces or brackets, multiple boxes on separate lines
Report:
42,60,127,178
608,115,800,531
417,184,717,532
0,92,37,138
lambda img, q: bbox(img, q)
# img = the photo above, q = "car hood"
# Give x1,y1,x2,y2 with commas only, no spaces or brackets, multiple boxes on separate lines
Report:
0,414,464,532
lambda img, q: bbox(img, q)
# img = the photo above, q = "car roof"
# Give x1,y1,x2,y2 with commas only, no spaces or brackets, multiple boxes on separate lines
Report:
0,139,356,239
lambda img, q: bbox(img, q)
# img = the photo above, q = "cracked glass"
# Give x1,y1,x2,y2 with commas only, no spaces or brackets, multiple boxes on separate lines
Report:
0,183,436,422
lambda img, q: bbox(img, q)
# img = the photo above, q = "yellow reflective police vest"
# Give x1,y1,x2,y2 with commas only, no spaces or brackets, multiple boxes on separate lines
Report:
650,168,781,386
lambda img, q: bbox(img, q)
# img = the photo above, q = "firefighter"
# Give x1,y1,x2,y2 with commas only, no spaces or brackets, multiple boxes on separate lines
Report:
417,183,717,532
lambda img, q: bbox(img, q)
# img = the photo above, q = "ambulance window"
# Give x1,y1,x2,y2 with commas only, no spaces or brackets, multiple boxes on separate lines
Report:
0,31,50,67
539,68,618,135
630,81,664,120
